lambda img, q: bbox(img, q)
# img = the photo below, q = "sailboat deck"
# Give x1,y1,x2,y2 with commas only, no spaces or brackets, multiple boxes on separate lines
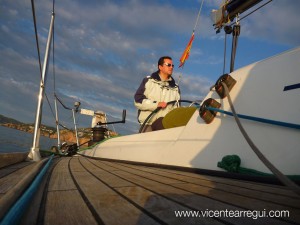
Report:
0,155,299,225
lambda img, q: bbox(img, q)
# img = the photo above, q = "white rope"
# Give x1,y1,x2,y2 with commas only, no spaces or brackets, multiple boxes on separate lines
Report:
222,82,300,196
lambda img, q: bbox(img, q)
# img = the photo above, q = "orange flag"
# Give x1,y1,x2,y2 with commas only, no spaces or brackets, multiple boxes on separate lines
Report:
179,32,195,68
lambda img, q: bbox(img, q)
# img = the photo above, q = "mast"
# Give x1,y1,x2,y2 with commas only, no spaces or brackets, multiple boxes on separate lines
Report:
212,0,266,72
28,12,55,161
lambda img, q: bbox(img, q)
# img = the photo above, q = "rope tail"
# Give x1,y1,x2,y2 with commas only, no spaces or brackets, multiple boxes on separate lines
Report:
221,82,300,196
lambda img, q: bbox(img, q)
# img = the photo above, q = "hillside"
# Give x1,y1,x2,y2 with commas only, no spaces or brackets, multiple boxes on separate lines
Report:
0,114,23,125
0,114,56,136
0,114,117,146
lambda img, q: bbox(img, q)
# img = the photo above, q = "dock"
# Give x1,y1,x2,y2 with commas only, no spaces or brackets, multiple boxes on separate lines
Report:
0,155,299,225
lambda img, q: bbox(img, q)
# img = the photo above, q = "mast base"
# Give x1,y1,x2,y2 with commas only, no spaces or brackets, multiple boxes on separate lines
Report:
28,148,42,161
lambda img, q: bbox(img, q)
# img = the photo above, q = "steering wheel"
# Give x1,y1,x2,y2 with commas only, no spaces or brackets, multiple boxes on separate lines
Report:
139,99,201,133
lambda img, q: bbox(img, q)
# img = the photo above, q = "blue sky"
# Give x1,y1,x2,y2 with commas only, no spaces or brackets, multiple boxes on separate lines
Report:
1,0,299,134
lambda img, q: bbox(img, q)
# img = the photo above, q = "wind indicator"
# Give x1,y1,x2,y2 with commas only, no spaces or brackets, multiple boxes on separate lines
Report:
179,32,195,68
178,0,204,68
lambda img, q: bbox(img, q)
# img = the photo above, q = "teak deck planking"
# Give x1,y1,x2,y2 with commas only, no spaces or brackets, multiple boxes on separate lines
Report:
0,155,299,225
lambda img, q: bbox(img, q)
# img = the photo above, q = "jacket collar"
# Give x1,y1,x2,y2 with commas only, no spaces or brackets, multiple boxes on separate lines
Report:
150,71,177,87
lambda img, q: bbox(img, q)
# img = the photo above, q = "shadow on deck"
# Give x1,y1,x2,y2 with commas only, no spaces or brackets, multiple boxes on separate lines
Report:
0,155,299,225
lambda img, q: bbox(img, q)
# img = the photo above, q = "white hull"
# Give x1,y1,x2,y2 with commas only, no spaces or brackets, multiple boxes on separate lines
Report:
81,47,300,175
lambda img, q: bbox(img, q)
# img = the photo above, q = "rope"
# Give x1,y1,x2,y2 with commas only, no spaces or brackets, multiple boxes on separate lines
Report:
223,33,227,74
206,107,300,130
52,95,74,131
230,23,240,72
55,94,73,110
0,156,54,225
221,82,300,195
218,154,300,181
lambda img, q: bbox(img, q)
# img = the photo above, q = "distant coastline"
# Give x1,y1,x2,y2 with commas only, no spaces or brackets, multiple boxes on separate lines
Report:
0,114,89,145
1,122,55,138
0,114,117,146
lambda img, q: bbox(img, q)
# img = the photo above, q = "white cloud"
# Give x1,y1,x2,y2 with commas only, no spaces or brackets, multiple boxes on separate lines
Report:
1,0,299,134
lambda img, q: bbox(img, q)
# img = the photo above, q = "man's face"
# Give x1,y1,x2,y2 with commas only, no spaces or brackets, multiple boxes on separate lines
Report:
159,59,174,76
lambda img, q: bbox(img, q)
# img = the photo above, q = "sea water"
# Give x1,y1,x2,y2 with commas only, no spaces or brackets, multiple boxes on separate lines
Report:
0,126,57,153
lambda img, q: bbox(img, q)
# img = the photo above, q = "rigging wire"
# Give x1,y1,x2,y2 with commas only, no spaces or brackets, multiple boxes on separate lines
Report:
230,0,273,26
52,22,56,92
45,91,56,119
51,0,57,122
30,0,42,80
177,0,205,87
59,123,73,131
52,0,56,13
50,0,75,133
31,0,74,134
52,0,56,92
30,0,57,126
55,94,73,110
193,0,205,33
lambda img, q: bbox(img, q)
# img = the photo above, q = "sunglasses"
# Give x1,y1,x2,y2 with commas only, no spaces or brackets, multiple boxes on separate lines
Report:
163,63,174,68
